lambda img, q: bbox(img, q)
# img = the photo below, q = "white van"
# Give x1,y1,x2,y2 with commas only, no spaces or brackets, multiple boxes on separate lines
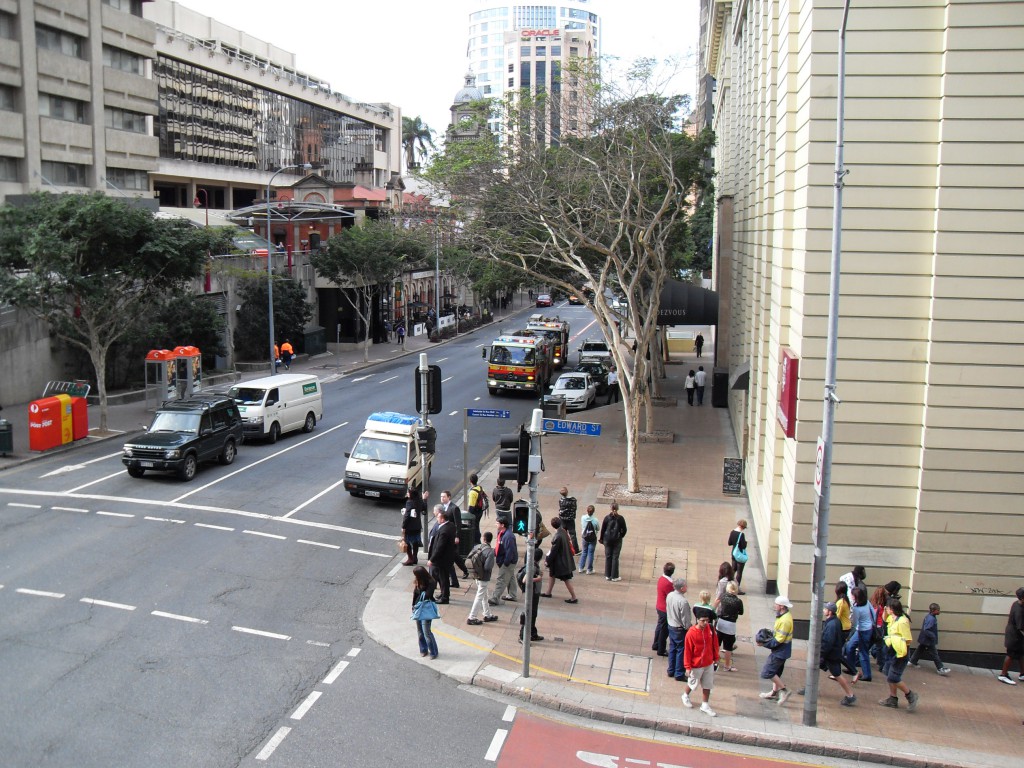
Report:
344,412,435,500
228,373,323,443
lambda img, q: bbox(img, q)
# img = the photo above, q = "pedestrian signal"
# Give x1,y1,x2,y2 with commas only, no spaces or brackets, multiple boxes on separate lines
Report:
512,500,530,537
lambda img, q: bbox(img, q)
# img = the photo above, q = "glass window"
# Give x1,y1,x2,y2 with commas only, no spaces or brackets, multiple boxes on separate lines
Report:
520,46,530,57
536,46,546,57
39,94,88,123
105,167,148,190
103,45,146,75
41,160,89,187
102,0,144,15
520,62,530,88
36,25,85,59
552,45,561,56
0,11,15,40
508,63,514,73
0,84,15,111
0,156,19,182
105,107,148,133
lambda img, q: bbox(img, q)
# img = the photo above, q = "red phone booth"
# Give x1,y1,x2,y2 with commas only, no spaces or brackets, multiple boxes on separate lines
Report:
28,397,63,452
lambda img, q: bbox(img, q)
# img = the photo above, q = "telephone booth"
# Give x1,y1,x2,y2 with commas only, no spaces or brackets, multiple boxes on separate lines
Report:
145,349,176,409
172,346,202,399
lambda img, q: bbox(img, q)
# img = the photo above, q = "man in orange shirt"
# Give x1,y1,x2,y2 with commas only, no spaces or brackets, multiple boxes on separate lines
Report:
280,339,294,370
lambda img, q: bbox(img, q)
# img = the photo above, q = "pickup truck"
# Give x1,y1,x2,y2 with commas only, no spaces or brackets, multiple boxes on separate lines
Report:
577,339,612,365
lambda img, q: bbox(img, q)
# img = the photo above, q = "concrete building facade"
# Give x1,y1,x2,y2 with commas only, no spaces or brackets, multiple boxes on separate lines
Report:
703,0,1024,660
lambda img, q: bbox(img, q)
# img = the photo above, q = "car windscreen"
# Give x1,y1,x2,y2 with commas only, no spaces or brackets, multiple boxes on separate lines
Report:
149,412,201,434
229,387,266,405
351,437,409,465
491,345,536,365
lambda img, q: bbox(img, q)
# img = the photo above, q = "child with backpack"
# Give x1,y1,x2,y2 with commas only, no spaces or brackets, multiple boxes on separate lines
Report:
577,504,599,574
466,532,498,626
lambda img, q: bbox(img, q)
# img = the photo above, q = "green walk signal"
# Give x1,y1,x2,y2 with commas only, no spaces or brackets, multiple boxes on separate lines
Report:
512,500,530,537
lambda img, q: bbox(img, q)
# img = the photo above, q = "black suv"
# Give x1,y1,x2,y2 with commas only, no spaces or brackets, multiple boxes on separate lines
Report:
122,397,243,481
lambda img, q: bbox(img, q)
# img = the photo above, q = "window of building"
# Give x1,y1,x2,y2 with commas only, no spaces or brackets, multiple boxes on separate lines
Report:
0,84,16,111
0,11,16,40
41,160,89,186
105,106,148,133
552,45,561,56
570,46,579,57
36,25,85,59
0,156,19,182
508,63,514,73
39,93,88,123
480,60,488,70
535,61,546,91
536,46,548,57
101,0,144,15
520,45,530,57
103,45,146,75
508,77,514,88
483,86,492,95
481,34,488,44
105,167,148,190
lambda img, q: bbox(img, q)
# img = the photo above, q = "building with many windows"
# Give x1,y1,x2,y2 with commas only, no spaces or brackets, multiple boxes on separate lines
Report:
703,0,1024,661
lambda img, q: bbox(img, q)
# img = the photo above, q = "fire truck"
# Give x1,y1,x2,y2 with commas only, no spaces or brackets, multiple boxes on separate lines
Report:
525,314,571,369
482,334,554,396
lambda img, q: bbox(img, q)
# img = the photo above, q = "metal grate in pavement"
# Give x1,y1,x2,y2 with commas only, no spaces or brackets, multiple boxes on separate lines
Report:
569,648,652,692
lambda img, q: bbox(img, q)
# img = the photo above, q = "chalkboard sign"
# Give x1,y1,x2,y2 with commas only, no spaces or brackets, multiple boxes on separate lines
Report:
723,458,743,495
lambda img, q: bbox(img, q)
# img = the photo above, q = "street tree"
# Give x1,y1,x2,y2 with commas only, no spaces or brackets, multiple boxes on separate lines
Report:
426,59,713,493
402,116,435,172
233,276,313,362
310,219,428,361
0,193,231,430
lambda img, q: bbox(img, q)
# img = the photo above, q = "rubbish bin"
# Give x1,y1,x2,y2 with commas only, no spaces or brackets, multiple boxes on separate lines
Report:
455,511,476,558
541,394,566,420
0,420,12,455
712,368,729,408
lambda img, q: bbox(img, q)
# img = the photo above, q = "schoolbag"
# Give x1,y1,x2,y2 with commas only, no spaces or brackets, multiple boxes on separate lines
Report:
559,495,577,520
582,519,597,543
478,487,490,515
467,545,487,579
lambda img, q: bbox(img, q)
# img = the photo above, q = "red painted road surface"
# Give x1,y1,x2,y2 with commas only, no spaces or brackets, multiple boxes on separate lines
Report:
498,712,829,768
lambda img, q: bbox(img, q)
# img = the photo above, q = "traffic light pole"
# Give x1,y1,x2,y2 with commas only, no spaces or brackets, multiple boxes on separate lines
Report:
521,408,543,678
418,353,431,502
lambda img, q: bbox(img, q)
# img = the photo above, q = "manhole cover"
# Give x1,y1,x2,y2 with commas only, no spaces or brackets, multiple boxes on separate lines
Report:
568,648,651,692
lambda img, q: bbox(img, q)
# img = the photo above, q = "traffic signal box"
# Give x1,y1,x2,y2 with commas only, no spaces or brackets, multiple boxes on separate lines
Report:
498,427,530,490
512,500,530,537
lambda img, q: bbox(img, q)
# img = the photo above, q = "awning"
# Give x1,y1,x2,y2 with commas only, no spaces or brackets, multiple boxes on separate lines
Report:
658,279,719,326
729,361,751,391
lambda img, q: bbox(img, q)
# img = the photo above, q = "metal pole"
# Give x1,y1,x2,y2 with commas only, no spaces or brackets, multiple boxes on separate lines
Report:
803,0,850,728
463,409,469,521
434,221,441,332
521,407,543,677
267,164,310,376
419,353,431,502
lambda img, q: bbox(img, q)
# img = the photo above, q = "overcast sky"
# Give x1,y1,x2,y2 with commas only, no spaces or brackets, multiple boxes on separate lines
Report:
170,0,700,142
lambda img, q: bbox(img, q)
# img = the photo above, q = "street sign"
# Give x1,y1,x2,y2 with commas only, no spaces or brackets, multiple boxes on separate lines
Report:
814,436,825,497
467,408,511,419
542,419,601,436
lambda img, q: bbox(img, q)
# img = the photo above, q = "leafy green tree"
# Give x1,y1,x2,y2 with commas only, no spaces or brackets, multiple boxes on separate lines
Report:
402,116,435,172
234,277,313,364
310,219,427,360
0,193,231,430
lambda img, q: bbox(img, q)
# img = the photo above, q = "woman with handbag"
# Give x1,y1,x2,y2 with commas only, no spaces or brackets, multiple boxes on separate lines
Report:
411,566,439,659
727,520,749,593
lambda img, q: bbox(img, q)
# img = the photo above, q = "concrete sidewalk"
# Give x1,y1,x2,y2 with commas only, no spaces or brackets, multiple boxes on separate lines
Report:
362,355,1019,768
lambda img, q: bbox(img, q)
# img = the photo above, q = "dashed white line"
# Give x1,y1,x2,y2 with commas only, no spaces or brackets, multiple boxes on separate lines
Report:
346,647,361,657
290,691,322,720
380,376,398,384
255,726,291,761
232,626,291,641
52,506,88,513
349,548,390,558
298,539,340,550
9,502,42,509
144,516,186,524
97,511,134,518
81,598,136,611
16,588,65,599
502,704,516,722
195,523,234,531
484,729,508,761
152,610,208,624
244,530,287,540
323,660,349,684
448,410,459,416
306,640,330,648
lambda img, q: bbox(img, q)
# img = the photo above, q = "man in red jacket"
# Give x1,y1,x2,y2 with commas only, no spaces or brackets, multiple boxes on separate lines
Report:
652,562,676,657
681,606,721,716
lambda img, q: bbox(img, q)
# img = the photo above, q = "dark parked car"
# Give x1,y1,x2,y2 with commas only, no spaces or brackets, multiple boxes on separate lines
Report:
567,293,585,305
122,396,243,481
574,359,611,395
535,293,553,307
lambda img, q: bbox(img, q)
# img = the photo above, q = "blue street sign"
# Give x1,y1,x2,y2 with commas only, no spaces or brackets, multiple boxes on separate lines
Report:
467,408,511,419
542,419,602,436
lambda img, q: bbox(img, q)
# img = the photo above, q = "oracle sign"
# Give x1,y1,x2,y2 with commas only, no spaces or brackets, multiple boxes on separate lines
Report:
521,29,560,37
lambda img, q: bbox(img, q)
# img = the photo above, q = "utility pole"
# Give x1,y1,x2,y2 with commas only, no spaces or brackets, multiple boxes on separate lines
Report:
520,407,544,678
418,353,431,502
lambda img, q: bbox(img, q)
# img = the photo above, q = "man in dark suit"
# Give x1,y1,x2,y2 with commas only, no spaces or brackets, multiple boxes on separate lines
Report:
427,506,457,604
440,490,470,584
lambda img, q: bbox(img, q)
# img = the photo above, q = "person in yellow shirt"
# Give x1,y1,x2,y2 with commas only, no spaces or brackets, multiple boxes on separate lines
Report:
758,596,794,705
835,580,855,675
879,598,919,711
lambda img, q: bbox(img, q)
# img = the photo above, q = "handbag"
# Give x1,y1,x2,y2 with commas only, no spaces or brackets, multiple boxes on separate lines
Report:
732,533,749,563
411,591,440,621
398,539,408,553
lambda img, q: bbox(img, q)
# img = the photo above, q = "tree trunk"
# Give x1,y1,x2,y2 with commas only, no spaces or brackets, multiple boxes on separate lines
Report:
89,345,110,432
622,380,641,492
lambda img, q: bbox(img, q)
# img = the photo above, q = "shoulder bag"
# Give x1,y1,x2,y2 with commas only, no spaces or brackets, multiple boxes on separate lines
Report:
732,532,749,563
411,590,440,621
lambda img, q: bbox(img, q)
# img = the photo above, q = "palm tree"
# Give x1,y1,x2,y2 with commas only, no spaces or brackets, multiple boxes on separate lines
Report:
402,116,435,172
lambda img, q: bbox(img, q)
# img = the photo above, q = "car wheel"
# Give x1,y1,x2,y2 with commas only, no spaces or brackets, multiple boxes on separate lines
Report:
268,421,280,444
127,466,145,478
219,439,237,465
178,454,198,481
303,412,317,433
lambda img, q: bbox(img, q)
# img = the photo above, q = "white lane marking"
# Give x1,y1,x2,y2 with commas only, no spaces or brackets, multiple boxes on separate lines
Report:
16,588,65,599
81,597,136,611
289,691,322,720
442,376,454,384
52,506,88,513
255,726,291,761
152,611,208,624
43,450,123,477
448,410,458,416
195,523,234,531
67,470,126,493
172,421,351,503
323,660,349,684
484,729,508,762
346,647,361,657
144,516,186,524
232,626,291,641
474,396,481,401
501,704,516,722
244,530,287,540
9,502,42,509
307,640,330,648
298,539,340,550
380,376,398,384
350,375,373,382
280,477,348,520
349,548,390,558
97,511,134,518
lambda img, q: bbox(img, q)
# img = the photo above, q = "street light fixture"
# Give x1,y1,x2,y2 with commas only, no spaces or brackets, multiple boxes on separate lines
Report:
266,163,311,375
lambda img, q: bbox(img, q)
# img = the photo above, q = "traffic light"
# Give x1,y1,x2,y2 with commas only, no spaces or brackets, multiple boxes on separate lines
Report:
498,427,530,490
414,364,442,414
512,500,530,537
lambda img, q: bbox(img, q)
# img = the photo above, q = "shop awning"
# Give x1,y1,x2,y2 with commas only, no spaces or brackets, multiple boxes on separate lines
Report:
729,361,751,391
658,279,719,326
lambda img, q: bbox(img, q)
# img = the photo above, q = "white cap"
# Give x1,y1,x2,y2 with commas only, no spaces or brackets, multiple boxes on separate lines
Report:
775,596,793,608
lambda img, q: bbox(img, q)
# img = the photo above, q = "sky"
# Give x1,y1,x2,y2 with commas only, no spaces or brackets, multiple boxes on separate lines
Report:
169,0,701,145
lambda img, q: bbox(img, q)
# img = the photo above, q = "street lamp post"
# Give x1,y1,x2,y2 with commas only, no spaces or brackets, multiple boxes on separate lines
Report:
266,164,311,375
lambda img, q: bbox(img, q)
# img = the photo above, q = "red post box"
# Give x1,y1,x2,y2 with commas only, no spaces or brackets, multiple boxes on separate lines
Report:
28,397,63,452
71,396,89,440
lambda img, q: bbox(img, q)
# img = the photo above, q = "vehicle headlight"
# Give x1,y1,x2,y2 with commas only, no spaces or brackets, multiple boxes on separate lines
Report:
345,471,360,479
164,449,180,459
246,416,263,425
123,447,133,457
389,476,405,485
